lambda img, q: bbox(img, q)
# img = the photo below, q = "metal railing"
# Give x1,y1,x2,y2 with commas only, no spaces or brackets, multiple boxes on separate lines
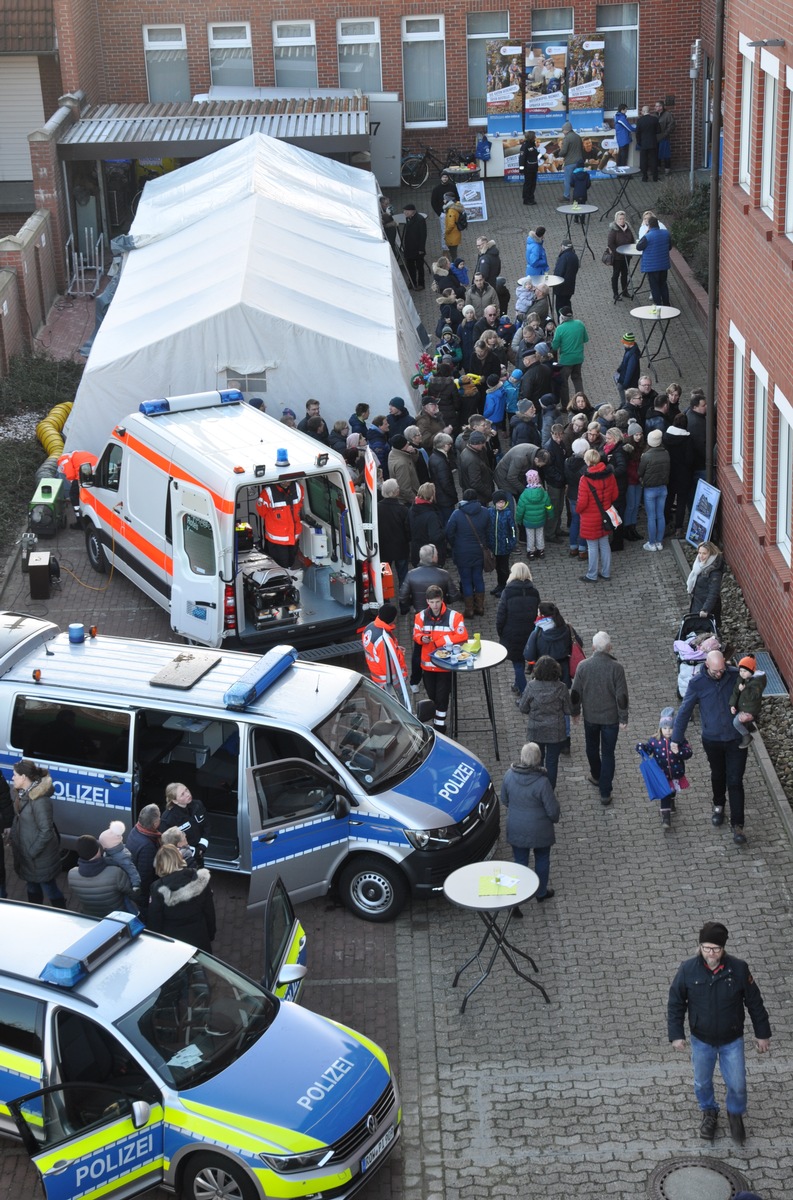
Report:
65,231,103,297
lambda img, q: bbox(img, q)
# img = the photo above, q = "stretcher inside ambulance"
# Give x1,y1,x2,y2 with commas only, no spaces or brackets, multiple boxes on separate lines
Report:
78,392,384,650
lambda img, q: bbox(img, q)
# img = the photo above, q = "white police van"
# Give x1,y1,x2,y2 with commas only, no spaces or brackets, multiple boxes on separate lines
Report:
0,902,400,1200
0,611,499,921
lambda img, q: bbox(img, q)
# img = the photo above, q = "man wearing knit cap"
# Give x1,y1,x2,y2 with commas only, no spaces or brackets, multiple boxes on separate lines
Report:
614,331,641,405
67,834,136,918
668,921,771,1145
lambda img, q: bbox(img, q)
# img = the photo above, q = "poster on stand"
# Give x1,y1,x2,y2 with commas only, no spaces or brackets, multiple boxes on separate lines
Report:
457,178,488,223
535,129,622,184
686,481,721,547
485,41,524,137
523,41,568,133
566,35,606,127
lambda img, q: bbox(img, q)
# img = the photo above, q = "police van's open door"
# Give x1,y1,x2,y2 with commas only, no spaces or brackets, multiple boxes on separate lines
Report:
360,447,383,610
10,1084,164,1200
169,480,223,645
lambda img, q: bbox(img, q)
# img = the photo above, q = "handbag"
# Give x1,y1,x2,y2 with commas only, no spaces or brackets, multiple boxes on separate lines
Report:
463,512,496,573
601,248,613,266
567,626,585,677
585,480,622,532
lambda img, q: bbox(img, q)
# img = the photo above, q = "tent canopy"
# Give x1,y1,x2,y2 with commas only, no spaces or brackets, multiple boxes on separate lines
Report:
65,133,425,453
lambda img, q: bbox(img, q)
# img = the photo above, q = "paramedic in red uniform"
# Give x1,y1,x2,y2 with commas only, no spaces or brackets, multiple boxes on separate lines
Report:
413,584,467,732
362,604,408,701
57,450,98,528
256,480,303,567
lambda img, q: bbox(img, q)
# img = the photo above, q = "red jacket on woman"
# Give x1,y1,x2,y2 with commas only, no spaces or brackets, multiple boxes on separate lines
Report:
576,462,619,541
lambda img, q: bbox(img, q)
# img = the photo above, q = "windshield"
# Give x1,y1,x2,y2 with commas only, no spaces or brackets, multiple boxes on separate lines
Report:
116,952,277,1090
314,677,432,793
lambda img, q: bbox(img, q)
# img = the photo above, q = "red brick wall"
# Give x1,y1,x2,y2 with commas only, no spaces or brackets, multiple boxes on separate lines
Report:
38,55,65,119
0,211,60,341
55,0,107,99
80,0,697,165
0,270,26,374
718,2,793,692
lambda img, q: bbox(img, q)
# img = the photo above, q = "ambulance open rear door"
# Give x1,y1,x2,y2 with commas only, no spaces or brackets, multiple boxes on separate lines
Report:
168,480,224,645
360,447,384,609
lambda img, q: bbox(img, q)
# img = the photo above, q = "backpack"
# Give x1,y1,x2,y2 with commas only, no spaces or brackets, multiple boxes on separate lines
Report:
456,207,469,232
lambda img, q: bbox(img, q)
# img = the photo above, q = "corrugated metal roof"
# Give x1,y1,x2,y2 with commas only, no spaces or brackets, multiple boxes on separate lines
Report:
0,0,55,53
58,98,369,148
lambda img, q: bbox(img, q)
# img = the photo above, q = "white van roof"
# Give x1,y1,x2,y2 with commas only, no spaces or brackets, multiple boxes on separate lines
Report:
0,616,356,727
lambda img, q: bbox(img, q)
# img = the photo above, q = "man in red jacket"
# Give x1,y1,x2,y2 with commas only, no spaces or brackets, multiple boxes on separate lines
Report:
256,480,303,567
362,605,408,705
413,585,467,732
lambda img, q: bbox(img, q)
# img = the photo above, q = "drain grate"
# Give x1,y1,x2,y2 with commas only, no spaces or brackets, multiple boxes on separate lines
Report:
647,1157,750,1199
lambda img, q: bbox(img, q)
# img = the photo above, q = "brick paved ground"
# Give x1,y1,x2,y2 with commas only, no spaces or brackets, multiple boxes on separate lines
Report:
2,174,790,1200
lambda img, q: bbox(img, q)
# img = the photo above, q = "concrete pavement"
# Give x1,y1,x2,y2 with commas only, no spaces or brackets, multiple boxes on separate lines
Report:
1,172,791,1200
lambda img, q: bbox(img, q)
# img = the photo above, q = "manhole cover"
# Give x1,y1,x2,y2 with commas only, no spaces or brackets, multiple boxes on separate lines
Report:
648,1157,750,1199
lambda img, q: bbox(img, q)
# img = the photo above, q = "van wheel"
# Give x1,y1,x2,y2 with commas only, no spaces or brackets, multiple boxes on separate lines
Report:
85,525,107,574
180,1153,257,1200
338,856,407,922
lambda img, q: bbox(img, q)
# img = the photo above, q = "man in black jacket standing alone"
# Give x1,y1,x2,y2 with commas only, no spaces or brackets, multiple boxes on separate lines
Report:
402,203,427,290
668,921,771,1145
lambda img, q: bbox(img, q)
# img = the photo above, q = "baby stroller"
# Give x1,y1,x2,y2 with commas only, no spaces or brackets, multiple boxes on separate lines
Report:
673,613,720,700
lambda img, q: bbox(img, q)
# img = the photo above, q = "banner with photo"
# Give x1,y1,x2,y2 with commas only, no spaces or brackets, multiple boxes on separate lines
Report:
523,41,568,132
457,178,488,223
535,129,622,183
485,41,525,136
566,35,606,129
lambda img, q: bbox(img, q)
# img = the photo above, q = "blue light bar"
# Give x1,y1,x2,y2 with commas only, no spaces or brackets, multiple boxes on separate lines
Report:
139,399,170,416
219,390,244,404
40,911,145,988
223,645,298,711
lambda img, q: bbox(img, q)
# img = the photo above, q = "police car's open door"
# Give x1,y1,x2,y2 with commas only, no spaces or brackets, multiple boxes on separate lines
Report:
169,480,223,645
360,447,384,609
261,875,307,1003
10,1084,164,1200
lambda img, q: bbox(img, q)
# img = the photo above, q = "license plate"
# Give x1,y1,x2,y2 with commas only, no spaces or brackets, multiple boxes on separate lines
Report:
361,1124,395,1172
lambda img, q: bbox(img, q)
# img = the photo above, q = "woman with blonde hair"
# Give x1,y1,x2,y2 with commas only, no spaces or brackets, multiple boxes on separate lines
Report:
148,843,216,950
495,561,540,696
408,481,446,565
160,782,209,867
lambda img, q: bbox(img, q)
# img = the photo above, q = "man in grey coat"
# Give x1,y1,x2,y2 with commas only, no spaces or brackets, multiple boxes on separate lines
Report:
570,631,629,805
559,122,584,200
68,835,135,918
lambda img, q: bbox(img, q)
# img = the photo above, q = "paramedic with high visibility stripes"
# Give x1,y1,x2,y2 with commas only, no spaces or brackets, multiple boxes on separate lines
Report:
58,450,98,528
256,480,303,566
413,585,467,732
362,604,408,704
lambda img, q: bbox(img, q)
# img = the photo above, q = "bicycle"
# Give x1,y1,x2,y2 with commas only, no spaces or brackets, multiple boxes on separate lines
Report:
400,144,474,188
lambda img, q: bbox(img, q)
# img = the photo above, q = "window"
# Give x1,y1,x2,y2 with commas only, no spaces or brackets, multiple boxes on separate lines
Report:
182,513,216,575
466,12,509,122
774,387,793,562
402,16,447,125
226,370,268,398
95,443,123,492
337,19,382,93
273,21,318,89
144,27,189,103
760,50,779,215
0,992,43,1058
596,4,638,111
729,321,746,480
750,352,768,520
738,36,755,191
11,696,131,772
531,8,573,35
208,23,253,88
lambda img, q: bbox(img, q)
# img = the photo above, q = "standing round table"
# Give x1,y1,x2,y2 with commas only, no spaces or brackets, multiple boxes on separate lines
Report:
598,166,643,221
616,243,648,300
527,273,564,290
434,639,508,759
630,305,682,380
556,203,599,261
444,859,550,1013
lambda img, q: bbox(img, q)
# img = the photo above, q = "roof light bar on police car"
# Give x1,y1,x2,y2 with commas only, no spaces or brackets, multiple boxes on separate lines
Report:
40,911,145,988
223,645,298,710
139,390,243,417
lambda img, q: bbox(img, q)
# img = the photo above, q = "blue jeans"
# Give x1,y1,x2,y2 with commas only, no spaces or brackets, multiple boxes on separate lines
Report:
394,558,409,585
690,1034,747,1114
511,843,552,898
585,535,611,580
512,660,527,694
568,498,585,550
624,483,642,527
26,878,65,903
537,741,562,789
584,720,619,799
644,485,668,544
458,561,484,597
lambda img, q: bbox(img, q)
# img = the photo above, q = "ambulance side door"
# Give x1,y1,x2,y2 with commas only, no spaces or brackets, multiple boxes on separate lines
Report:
168,480,223,645
9,1084,164,1200
360,447,384,608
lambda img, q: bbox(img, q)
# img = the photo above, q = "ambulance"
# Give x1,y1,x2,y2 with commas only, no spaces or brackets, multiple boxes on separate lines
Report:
0,903,401,1200
0,612,499,922
77,390,384,650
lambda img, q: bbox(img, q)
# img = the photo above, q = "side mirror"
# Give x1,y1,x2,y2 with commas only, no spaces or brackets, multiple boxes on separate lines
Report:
416,699,435,726
79,463,95,486
276,963,308,991
334,794,351,819
131,1100,151,1130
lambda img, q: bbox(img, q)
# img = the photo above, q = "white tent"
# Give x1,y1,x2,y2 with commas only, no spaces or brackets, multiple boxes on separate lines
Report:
65,134,427,453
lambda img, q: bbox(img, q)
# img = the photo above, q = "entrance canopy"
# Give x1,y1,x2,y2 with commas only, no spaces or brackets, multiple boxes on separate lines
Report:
65,133,425,452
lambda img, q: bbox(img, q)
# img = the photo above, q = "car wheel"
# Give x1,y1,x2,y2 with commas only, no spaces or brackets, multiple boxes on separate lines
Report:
181,1153,257,1200
85,525,107,574
338,856,408,922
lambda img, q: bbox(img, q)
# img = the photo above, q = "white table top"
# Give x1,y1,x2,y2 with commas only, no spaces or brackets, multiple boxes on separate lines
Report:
557,204,599,215
617,243,642,257
630,305,681,320
432,638,508,673
604,166,642,178
444,860,540,910
527,274,565,288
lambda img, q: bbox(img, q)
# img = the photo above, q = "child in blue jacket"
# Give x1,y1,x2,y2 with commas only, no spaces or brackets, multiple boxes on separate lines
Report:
488,490,517,595
636,706,692,830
